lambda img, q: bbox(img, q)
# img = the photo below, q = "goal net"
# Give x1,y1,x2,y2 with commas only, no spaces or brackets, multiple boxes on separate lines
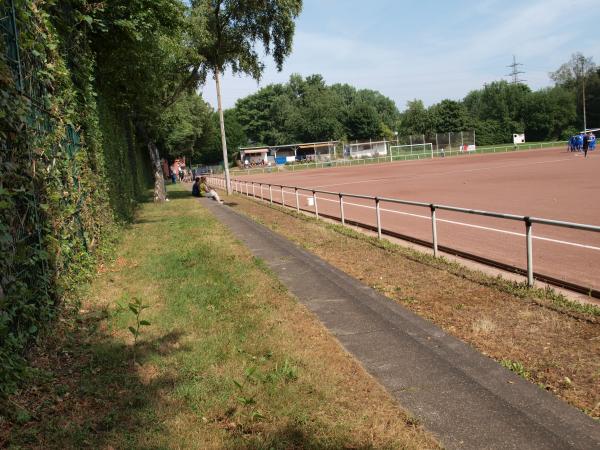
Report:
390,143,434,159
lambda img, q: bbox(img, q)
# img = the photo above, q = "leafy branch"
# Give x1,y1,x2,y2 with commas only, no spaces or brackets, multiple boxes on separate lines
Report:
127,297,151,364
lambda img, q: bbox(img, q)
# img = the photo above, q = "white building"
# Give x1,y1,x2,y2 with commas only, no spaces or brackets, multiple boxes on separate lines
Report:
346,140,389,158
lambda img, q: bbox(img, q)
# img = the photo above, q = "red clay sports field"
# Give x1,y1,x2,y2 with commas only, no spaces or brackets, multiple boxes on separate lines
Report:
232,148,600,294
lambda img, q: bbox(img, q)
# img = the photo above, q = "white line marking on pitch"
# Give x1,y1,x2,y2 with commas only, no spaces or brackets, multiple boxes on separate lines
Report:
284,191,600,252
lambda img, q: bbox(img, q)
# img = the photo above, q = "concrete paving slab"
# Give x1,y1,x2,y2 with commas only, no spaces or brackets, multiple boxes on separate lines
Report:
202,200,600,450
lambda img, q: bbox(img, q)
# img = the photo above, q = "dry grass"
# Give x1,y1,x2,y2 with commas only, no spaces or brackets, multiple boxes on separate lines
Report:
229,194,600,419
1,187,439,449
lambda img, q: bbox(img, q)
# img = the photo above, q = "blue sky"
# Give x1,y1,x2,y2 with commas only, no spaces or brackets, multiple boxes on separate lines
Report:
201,0,599,111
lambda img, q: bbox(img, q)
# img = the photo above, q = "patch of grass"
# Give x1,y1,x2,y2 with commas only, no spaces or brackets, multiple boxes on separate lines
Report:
2,185,438,449
265,199,600,319
501,359,531,380
229,193,600,419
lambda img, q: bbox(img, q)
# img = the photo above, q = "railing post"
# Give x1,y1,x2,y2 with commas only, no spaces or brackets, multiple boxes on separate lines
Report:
252,182,255,198
375,197,382,239
313,191,318,219
339,193,345,225
260,183,263,201
281,186,285,207
269,185,273,204
525,217,534,287
295,187,300,213
430,204,439,257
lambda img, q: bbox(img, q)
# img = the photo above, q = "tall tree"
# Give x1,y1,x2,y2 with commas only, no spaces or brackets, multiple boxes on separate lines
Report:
346,102,381,140
463,81,530,143
91,0,205,201
429,99,472,133
399,99,433,136
157,92,213,162
191,0,303,194
550,53,597,131
523,87,576,141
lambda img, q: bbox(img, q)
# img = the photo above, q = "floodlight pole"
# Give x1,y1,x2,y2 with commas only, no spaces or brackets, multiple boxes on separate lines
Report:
583,76,587,132
215,68,232,195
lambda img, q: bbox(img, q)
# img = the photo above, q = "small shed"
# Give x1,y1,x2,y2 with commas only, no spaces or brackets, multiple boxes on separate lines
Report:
239,141,339,165
347,140,389,158
240,147,269,165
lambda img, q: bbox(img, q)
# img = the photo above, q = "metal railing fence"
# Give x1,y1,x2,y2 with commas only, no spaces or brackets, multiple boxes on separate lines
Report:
206,175,600,296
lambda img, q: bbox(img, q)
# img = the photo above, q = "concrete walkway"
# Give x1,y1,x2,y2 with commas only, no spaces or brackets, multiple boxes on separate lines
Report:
203,200,600,450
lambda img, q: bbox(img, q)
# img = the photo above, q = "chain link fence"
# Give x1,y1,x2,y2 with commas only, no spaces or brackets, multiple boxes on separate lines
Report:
394,131,476,152
1,0,86,292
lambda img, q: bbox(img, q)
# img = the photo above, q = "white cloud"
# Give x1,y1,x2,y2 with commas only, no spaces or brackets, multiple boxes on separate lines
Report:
202,0,599,110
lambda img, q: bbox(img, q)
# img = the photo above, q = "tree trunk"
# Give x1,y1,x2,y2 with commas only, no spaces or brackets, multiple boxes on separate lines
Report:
148,140,167,202
135,120,167,202
215,68,232,195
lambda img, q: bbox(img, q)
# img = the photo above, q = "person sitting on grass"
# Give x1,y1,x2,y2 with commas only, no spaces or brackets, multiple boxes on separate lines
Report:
192,177,201,197
199,176,223,204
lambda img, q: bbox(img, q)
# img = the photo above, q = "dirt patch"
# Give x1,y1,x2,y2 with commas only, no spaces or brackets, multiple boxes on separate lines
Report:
229,194,600,418
136,363,159,386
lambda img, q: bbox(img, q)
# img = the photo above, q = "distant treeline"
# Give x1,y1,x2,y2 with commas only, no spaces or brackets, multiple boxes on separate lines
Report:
190,53,599,162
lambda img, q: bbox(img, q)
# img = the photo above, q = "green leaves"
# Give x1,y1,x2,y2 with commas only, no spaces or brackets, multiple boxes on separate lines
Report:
233,74,401,146
126,297,151,363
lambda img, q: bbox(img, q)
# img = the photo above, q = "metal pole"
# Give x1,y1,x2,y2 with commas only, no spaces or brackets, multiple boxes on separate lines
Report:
582,64,587,132
339,193,345,225
526,218,534,287
260,184,263,201
9,0,24,91
281,186,285,207
375,198,382,239
431,205,439,257
313,191,318,219
295,187,300,213
269,185,273,204
252,182,255,198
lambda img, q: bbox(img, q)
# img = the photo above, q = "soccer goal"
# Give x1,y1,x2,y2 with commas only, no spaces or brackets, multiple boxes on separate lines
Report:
390,143,434,159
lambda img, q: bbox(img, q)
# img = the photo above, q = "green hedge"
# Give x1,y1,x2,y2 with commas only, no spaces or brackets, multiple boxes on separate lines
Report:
0,0,151,395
